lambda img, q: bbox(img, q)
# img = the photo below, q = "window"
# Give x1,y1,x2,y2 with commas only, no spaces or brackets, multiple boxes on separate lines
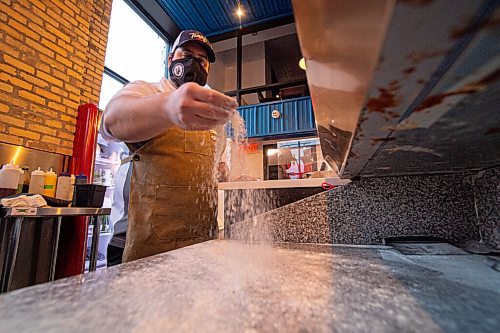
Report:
264,138,326,180
98,0,168,109
99,74,125,110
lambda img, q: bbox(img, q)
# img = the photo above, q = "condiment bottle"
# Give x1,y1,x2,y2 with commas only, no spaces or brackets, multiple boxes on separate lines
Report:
21,167,30,193
69,174,76,201
0,162,20,190
43,168,57,197
16,167,24,194
29,167,45,194
72,174,88,206
75,173,88,185
55,172,73,201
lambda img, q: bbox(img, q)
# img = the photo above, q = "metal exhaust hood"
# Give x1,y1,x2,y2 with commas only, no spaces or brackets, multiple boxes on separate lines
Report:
293,0,500,178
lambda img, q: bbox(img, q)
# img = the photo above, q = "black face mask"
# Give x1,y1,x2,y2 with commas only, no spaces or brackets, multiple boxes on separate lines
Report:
169,57,208,87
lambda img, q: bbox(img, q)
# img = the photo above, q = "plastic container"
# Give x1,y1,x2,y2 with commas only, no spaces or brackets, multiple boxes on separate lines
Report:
69,174,75,201
43,168,57,197
28,167,45,195
55,172,73,201
21,166,30,193
73,184,106,208
16,168,25,194
75,174,88,185
0,162,21,190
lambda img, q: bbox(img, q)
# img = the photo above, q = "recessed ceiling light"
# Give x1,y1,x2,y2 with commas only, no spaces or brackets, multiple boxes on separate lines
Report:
299,58,306,70
236,6,244,18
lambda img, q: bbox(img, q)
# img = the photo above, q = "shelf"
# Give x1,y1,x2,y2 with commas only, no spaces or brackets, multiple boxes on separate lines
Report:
1,207,110,217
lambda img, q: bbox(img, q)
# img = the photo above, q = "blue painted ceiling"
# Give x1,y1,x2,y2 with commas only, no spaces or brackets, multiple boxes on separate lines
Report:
156,0,293,37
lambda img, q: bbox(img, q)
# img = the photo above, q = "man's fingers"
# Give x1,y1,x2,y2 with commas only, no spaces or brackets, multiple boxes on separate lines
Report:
180,113,225,131
188,84,238,109
190,100,231,121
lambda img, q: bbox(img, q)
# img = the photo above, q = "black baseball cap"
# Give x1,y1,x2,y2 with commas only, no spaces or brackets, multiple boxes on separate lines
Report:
171,30,216,63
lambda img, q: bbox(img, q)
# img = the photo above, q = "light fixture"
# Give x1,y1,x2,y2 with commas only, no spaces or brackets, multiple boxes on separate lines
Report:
267,149,278,157
236,6,244,18
299,57,306,70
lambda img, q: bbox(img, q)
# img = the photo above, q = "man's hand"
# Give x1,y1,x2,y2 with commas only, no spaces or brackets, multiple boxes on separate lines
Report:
165,82,238,131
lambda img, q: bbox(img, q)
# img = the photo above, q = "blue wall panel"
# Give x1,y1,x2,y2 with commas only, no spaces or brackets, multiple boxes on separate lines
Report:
234,97,316,139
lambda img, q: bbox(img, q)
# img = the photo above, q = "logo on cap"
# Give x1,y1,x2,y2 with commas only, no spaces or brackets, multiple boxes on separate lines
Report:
172,63,184,78
189,32,211,47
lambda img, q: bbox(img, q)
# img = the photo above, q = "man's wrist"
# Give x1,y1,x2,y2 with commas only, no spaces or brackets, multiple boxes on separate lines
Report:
159,91,175,127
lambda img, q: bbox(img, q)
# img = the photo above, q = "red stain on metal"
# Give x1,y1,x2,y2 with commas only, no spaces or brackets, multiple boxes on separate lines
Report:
399,0,433,5
406,50,449,64
415,88,478,112
372,137,396,143
366,87,400,113
415,69,497,112
485,127,500,136
403,66,416,75
450,17,500,39
475,69,500,86
389,80,400,88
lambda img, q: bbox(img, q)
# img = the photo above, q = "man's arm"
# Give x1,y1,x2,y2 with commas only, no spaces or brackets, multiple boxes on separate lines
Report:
103,82,238,143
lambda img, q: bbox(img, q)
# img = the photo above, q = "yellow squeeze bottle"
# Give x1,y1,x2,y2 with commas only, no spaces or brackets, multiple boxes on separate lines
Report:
43,168,57,197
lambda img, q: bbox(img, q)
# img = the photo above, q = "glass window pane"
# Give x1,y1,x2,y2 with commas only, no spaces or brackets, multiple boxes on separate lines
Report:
104,0,167,83
276,138,321,179
98,74,124,110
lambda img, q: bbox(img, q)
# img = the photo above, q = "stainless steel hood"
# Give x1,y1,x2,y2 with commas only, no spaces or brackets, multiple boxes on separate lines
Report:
293,0,500,178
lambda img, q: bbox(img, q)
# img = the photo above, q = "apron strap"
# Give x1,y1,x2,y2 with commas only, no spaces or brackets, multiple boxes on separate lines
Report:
121,135,159,165
121,154,139,165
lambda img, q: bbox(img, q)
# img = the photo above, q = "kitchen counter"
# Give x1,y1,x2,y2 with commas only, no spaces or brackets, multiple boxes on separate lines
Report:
0,240,498,332
217,178,351,234
218,177,350,190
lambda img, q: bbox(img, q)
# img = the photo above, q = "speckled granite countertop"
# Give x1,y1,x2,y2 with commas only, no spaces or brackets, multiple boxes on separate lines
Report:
0,240,498,332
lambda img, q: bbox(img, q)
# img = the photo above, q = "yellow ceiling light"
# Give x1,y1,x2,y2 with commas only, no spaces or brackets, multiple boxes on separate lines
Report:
299,58,306,70
236,6,244,18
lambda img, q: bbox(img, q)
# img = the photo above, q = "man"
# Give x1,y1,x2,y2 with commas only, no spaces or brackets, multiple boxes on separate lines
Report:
101,30,237,265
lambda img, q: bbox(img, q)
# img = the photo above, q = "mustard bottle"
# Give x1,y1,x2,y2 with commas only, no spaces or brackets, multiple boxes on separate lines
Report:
43,168,57,197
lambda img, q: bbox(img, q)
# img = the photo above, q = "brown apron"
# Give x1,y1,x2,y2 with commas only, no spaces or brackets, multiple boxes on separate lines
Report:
122,127,218,262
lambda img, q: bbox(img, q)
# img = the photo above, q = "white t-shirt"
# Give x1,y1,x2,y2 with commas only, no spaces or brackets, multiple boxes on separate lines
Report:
100,77,176,248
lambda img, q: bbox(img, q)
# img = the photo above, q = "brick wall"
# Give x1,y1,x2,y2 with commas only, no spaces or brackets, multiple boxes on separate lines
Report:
0,0,112,155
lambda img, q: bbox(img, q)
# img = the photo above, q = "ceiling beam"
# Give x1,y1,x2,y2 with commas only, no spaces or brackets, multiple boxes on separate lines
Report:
208,14,295,43
124,0,181,42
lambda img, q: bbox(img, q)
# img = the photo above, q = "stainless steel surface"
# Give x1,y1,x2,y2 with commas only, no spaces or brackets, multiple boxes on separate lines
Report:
294,0,500,177
0,142,65,174
48,217,62,281
0,208,110,292
88,216,101,272
1,207,111,218
292,0,395,173
0,218,22,292
343,0,500,177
